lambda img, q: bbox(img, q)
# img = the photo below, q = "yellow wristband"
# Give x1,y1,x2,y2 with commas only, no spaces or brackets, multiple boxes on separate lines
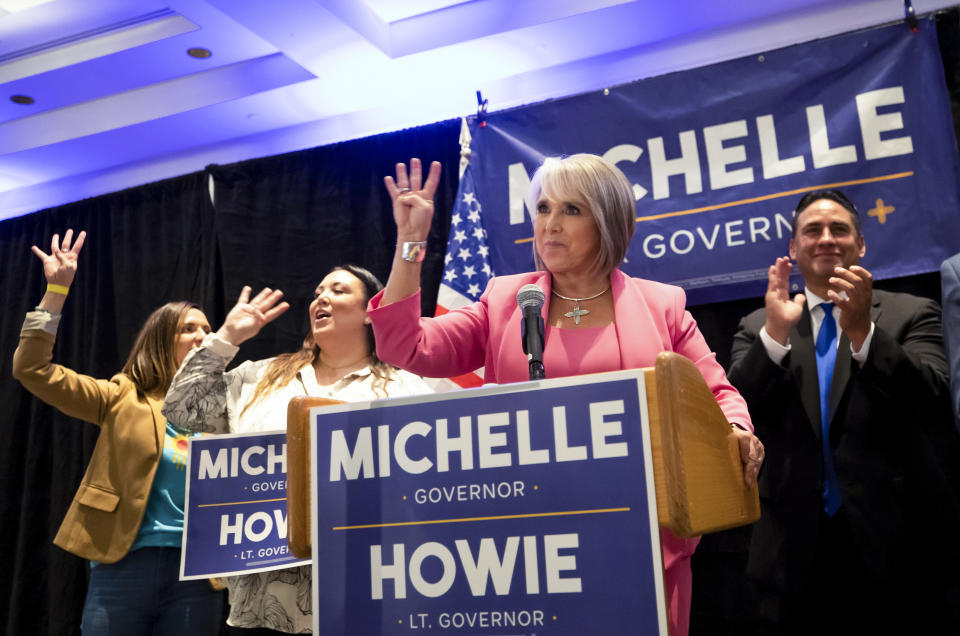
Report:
47,283,69,296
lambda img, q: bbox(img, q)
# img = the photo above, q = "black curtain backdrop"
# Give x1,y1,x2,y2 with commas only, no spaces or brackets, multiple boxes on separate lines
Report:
206,121,461,366
0,120,461,636
0,171,219,636
3,12,960,635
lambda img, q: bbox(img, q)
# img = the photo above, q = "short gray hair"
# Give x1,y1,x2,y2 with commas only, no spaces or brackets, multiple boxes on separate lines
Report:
526,154,636,275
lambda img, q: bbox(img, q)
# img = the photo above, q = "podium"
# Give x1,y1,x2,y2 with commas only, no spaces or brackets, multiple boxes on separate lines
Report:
286,352,759,559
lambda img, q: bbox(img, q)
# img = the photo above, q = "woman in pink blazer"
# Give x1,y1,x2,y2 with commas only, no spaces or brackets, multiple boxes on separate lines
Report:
368,155,763,636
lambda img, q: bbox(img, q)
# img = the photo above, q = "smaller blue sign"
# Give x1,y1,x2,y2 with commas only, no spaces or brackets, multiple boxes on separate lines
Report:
180,432,310,580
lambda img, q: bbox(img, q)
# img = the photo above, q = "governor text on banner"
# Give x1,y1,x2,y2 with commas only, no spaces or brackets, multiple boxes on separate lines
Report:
462,19,960,304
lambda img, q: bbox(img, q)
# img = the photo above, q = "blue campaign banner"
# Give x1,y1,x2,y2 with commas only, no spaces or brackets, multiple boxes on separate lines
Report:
463,18,960,305
309,371,665,635
180,432,310,580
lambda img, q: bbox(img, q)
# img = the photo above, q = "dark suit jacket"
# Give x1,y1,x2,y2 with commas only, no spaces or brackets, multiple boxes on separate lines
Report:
728,289,954,593
942,253,960,429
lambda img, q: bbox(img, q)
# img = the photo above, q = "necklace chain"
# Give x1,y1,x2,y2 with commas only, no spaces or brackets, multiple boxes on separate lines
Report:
551,286,610,303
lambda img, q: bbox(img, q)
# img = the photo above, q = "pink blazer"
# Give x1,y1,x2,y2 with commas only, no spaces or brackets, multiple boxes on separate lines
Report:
368,268,751,430
369,268,752,636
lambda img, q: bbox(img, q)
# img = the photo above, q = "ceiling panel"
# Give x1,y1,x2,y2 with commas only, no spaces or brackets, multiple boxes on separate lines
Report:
0,0,954,220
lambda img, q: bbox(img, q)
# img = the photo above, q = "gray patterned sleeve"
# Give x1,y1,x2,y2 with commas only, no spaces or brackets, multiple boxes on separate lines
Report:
163,332,239,434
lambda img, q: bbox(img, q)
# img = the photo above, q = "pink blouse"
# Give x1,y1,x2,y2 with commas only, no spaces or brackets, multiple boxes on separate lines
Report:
543,324,622,378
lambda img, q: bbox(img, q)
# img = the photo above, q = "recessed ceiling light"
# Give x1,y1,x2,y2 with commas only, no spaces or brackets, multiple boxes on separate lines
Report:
187,47,211,59
0,11,199,84
10,94,34,105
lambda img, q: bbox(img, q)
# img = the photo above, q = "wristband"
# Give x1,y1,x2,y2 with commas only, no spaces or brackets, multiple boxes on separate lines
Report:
400,241,426,263
47,283,69,296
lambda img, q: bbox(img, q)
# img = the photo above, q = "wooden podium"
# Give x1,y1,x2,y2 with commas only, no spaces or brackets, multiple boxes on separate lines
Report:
286,352,759,558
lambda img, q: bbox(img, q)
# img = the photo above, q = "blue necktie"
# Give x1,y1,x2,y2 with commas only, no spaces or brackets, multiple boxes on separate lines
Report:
816,302,842,516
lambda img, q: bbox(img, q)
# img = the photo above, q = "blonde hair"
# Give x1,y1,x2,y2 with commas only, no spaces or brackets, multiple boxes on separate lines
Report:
122,301,201,396
240,265,395,415
526,154,636,275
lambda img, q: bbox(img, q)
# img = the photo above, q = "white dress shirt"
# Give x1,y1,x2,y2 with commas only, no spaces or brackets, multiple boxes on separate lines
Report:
759,288,875,365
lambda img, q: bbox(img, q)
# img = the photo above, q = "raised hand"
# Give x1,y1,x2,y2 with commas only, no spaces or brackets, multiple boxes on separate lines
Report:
384,158,442,242
828,264,873,351
764,256,805,345
32,229,86,288
217,286,290,346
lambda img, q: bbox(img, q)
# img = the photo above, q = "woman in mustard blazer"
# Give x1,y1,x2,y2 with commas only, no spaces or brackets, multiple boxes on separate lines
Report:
12,230,223,635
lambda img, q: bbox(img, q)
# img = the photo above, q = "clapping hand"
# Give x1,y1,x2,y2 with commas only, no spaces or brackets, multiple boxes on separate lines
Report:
763,256,805,345
217,286,290,346
384,158,441,243
828,264,873,351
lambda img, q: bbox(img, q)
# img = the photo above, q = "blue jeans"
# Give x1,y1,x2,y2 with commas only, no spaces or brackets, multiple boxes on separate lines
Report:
81,547,224,635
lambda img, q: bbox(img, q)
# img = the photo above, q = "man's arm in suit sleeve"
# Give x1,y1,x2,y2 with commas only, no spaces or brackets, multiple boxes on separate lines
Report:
727,310,795,413
941,255,960,428
855,293,949,404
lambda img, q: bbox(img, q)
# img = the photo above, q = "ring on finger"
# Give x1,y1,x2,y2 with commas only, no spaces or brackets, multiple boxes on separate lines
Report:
396,187,411,194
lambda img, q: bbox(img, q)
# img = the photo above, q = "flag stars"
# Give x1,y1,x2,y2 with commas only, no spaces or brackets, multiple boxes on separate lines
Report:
441,180,494,300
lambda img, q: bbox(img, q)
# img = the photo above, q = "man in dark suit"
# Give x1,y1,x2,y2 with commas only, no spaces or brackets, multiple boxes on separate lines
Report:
728,190,955,632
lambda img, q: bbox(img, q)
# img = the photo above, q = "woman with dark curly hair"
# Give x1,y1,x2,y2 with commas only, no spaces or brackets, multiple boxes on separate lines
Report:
163,264,431,634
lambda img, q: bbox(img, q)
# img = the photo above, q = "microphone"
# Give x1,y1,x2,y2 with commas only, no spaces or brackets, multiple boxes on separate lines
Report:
516,284,546,380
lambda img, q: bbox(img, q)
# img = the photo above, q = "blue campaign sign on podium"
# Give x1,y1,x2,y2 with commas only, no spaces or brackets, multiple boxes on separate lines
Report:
309,370,667,635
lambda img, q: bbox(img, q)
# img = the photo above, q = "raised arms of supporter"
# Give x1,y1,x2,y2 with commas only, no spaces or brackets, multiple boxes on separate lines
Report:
12,229,122,426
163,286,288,434
381,158,442,306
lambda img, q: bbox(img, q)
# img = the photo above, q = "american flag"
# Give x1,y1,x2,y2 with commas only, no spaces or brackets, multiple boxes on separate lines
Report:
432,119,494,389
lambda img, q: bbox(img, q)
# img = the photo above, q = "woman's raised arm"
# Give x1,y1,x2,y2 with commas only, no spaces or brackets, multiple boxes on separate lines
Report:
32,229,86,314
381,158,441,306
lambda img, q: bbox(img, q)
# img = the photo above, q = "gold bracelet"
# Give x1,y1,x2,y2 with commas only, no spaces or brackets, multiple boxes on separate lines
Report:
47,283,69,295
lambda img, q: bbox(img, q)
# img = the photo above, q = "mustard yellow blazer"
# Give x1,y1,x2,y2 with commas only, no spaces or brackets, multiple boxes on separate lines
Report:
13,328,165,563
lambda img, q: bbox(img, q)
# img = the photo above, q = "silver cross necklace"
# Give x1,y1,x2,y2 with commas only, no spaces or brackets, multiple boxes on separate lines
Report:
551,286,610,325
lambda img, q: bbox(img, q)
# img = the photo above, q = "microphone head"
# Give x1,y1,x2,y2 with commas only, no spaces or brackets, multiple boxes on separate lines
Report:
516,284,546,311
